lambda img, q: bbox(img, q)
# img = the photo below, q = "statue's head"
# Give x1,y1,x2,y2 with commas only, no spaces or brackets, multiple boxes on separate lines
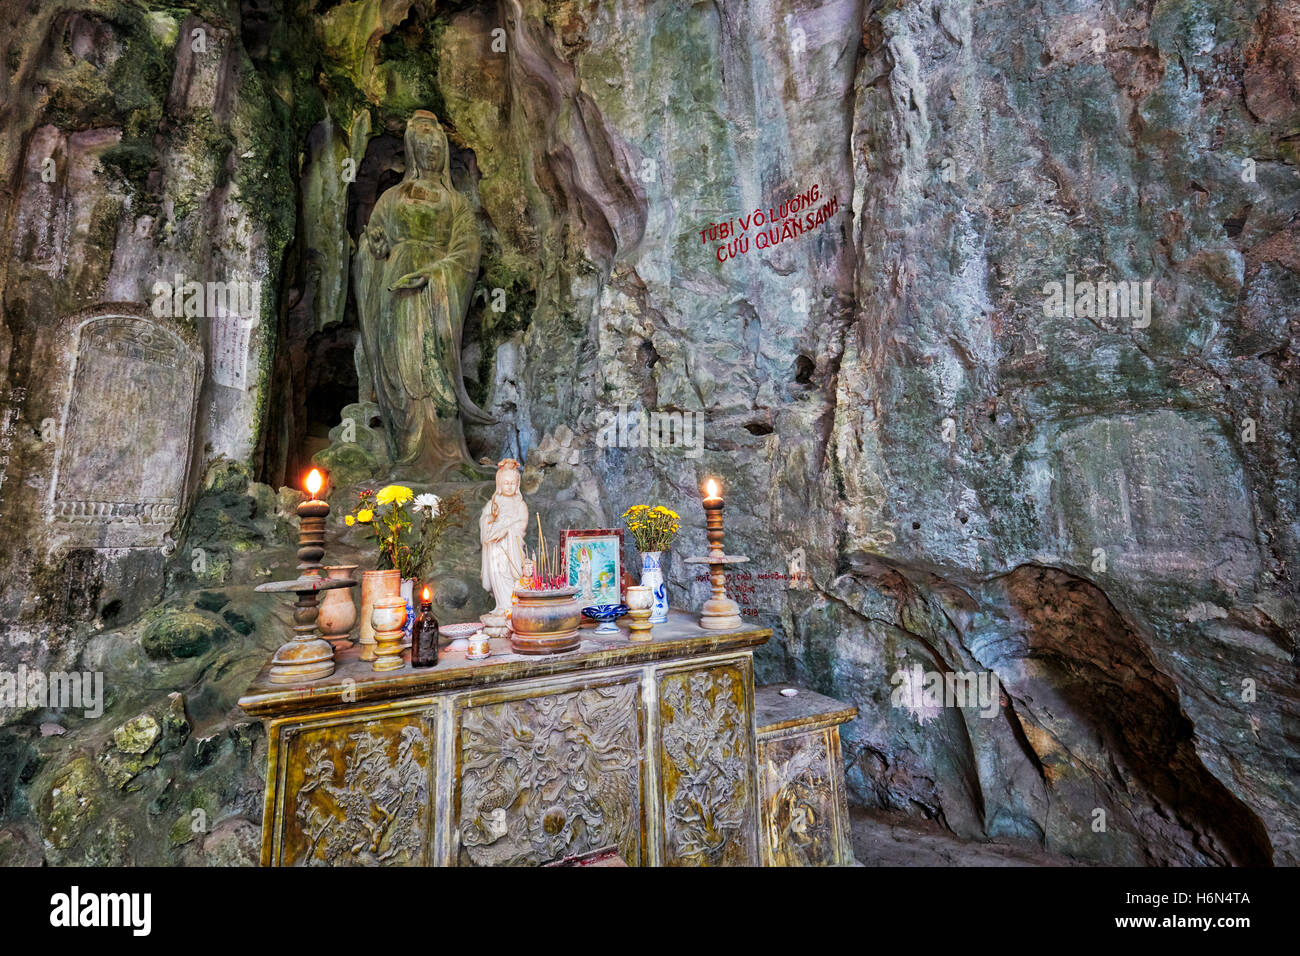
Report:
405,110,448,181
495,458,521,496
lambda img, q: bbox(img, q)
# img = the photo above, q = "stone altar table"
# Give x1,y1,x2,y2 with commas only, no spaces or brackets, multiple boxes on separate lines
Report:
239,610,774,866
755,684,858,867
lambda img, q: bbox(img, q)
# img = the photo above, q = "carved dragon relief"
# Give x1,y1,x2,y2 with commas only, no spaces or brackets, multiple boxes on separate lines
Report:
458,683,642,866
659,668,753,865
289,720,432,866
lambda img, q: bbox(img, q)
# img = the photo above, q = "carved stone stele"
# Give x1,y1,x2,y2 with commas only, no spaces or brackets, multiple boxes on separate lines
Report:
50,313,201,547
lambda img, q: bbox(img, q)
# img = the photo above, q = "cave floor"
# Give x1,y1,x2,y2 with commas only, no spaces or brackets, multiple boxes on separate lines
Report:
850,809,1090,867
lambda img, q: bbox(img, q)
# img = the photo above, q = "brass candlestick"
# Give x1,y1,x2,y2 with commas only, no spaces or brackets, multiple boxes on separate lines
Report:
256,471,354,684
683,488,748,630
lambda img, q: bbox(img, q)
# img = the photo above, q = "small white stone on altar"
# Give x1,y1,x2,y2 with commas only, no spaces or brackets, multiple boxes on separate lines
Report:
780,688,798,697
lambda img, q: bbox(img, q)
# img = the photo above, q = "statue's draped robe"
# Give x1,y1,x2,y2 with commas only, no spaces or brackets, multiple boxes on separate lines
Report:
354,156,486,473
480,493,527,613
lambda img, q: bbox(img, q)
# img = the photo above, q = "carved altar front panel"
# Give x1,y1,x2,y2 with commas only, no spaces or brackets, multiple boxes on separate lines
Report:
455,679,644,866
271,705,435,866
758,726,852,866
656,660,758,866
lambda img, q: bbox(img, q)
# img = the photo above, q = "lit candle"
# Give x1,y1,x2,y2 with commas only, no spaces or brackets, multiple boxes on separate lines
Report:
701,478,725,560
297,469,330,575
703,477,722,505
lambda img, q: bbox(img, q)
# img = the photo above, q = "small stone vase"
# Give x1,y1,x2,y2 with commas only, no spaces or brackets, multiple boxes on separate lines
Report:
370,596,407,672
317,565,358,651
359,569,401,662
640,551,669,624
625,585,653,641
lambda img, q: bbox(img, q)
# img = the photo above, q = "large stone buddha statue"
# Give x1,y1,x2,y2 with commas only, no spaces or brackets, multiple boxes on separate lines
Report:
353,110,493,476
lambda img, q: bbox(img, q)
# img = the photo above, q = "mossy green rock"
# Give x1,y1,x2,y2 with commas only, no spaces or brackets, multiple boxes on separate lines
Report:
141,608,228,661
100,714,162,790
111,714,161,755
312,439,381,489
194,591,230,613
41,757,106,850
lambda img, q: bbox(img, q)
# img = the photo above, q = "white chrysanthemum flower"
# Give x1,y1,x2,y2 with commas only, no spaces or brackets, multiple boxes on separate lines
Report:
413,493,441,516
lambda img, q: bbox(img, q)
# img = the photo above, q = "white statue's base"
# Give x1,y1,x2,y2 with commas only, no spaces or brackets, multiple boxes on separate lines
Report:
481,611,511,640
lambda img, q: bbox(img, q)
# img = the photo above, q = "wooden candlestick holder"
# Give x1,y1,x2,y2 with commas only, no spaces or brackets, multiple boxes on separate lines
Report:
683,498,748,630
255,494,354,684
297,498,329,571
255,574,353,683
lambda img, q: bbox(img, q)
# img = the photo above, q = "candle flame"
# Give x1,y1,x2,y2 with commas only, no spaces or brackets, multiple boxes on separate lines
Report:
422,586,431,602
305,469,323,497
705,478,720,498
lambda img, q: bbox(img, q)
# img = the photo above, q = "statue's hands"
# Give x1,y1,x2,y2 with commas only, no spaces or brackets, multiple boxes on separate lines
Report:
390,269,429,292
365,225,390,259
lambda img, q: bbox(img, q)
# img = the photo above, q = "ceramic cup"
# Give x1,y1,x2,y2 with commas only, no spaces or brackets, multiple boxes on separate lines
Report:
625,585,653,611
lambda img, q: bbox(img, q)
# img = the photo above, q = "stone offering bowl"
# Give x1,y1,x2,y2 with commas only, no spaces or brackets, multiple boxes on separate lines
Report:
440,621,484,651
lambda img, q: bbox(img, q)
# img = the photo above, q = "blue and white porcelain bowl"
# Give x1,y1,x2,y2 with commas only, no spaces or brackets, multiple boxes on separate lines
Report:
582,604,630,635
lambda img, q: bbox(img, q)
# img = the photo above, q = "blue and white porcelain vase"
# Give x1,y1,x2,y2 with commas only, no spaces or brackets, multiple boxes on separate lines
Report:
401,578,415,644
640,551,669,624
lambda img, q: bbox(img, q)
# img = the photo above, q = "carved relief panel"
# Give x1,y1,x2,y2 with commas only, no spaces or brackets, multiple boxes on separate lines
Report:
456,680,644,866
758,727,852,867
50,314,201,547
271,706,435,866
656,661,758,866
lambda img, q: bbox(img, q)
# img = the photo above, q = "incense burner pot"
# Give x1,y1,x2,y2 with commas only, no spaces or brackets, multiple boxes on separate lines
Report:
510,586,582,655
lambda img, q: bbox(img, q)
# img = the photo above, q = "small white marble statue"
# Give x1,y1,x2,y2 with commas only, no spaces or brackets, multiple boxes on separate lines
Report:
479,459,528,616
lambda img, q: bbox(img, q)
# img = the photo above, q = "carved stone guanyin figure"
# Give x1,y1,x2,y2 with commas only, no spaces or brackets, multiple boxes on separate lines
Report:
353,110,493,476
480,459,528,616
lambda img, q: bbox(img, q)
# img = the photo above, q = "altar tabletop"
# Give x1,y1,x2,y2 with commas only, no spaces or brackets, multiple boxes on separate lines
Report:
238,610,772,719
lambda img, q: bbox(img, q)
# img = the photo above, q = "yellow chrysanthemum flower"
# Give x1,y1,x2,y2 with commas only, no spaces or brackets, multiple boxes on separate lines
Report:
357,508,374,523
376,484,414,506
345,514,356,526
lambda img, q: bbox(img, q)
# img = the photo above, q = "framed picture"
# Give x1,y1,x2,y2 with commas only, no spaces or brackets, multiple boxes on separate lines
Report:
560,528,624,608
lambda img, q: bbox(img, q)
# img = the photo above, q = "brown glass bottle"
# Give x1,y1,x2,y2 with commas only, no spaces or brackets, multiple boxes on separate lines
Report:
411,590,439,667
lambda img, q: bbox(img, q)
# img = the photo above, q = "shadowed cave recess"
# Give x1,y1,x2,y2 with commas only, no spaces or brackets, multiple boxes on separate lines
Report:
0,0,1296,867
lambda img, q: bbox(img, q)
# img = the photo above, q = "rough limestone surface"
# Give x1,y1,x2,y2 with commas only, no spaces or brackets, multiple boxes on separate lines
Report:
0,0,1295,866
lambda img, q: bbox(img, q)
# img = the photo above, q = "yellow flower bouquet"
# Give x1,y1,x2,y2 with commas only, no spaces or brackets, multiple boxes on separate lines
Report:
621,504,680,553
347,484,464,578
